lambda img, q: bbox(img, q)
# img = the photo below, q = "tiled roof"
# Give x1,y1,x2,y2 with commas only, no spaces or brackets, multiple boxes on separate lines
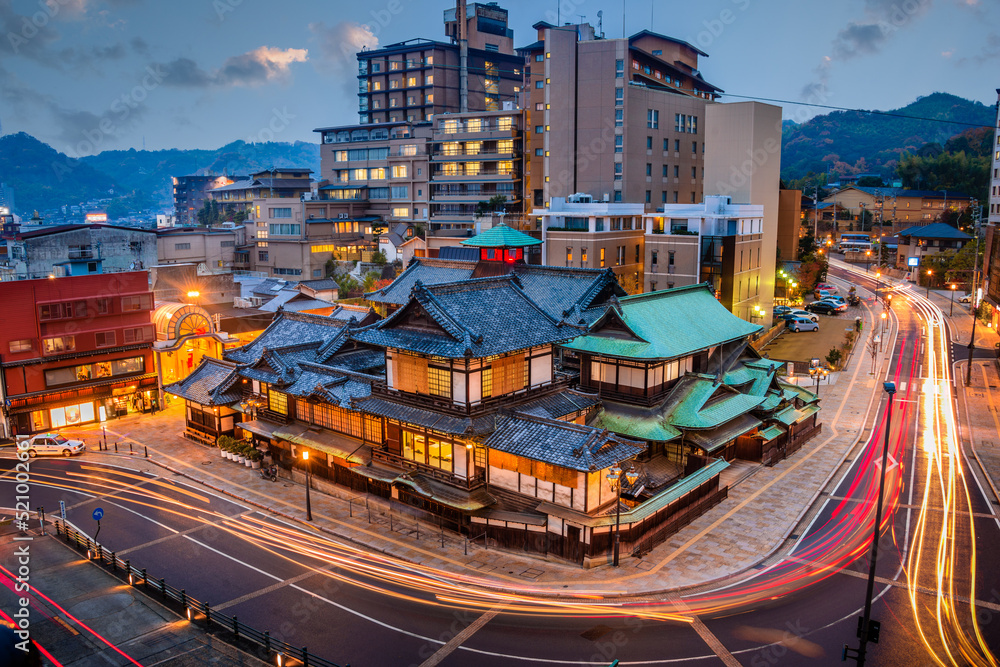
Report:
225,311,349,365
365,257,476,304
366,259,625,323
663,375,765,430
683,414,762,454
590,401,682,442
897,222,972,240
282,363,375,406
164,357,242,407
484,412,646,472
353,276,580,358
259,290,334,313
351,396,495,435
461,224,542,248
251,278,288,296
514,389,601,420
563,283,762,360
514,265,625,321
298,279,340,291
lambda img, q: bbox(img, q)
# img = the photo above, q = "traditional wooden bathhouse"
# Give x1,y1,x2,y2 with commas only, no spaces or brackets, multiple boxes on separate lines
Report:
175,227,822,566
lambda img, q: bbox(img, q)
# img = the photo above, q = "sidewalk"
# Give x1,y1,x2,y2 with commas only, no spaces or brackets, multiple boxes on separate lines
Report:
0,524,268,666
37,301,891,597
922,286,1000,506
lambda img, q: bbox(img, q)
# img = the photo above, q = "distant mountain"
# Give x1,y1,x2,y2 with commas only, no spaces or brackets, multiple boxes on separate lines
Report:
781,92,995,180
0,132,121,215
0,132,321,215
80,140,321,206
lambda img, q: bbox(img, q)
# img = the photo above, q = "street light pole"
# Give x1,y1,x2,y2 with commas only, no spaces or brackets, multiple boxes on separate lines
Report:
844,381,896,666
302,450,313,521
606,464,638,566
925,270,932,300
950,284,957,317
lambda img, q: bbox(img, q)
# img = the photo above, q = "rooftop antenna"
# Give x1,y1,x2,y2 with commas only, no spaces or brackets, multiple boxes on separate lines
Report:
622,0,625,38
597,10,603,37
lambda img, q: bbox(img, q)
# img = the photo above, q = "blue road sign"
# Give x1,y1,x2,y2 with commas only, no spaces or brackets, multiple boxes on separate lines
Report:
93,507,104,521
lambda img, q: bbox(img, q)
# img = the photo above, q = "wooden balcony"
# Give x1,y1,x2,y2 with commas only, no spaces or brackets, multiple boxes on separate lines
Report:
369,375,572,417
372,448,486,490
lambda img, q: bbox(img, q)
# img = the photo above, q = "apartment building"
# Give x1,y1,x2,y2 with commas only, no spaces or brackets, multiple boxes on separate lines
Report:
535,196,646,293
315,121,432,225
646,196,766,320
823,186,975,230
357,3,521,125
518,24,719,209
0,272,157,437
427,108,523,250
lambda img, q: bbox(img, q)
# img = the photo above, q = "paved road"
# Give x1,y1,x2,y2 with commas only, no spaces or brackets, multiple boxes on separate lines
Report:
3,268,1000,665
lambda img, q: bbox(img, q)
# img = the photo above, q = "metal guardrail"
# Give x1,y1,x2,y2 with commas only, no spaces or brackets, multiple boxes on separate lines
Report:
54,520,348,667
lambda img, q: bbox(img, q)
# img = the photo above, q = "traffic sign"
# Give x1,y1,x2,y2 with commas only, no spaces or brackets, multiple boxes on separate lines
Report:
59,501,66,521
93,507,104,521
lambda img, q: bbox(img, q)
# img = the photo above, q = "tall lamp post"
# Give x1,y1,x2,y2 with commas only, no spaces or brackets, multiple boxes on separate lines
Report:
809,366,828,396
967,202,983,386
949,283,957,317
925,269,933,300
874,271,881,304
606,464,639,566
880,311,887,352
844,382,896,666
301,450,313,521
865,249,871,273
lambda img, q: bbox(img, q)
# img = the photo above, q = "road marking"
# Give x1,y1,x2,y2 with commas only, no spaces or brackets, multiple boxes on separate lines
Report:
213,562,336,611
114,510,253,556
418,607,505,667
899,381,907,392
784,555,1000,612
667,595,742,667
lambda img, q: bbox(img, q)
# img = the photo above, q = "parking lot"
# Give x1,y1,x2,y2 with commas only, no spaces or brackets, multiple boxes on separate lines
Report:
760,310,863,367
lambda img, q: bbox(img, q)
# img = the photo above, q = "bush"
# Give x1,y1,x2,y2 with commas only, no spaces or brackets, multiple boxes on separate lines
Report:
825,347,843,369
217,435,234,451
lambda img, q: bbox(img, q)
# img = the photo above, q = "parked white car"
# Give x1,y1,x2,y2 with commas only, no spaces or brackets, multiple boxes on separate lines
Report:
16,433,86,457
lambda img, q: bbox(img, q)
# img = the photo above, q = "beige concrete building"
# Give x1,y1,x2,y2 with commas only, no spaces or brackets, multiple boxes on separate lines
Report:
157,227,242,271
646,197,765,320
535,197,645,293
823,186,975,237
703,101,782,318
518,25,719,209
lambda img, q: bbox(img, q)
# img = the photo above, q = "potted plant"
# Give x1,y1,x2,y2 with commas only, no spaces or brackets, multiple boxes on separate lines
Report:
248,448,262,469
217,436,229,459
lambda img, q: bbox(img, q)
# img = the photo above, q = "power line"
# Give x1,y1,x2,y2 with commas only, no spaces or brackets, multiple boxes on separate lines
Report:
718,92,998,131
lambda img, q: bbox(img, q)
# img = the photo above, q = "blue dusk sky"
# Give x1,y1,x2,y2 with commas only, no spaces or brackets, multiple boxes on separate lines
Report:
0,0,996,156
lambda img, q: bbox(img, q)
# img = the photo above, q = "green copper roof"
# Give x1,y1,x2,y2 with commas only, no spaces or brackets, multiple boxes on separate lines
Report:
758,424,786,441
663,376,765,430
460,223,542,248
778,381,819,404
591,406,682,442
562,283,762,360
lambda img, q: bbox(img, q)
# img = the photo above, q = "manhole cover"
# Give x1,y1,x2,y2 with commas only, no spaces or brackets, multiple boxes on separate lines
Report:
202,461,213,465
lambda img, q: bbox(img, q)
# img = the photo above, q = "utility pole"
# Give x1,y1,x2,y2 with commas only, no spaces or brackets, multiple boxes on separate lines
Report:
813,185,820,242
844,382,896,666
967,200,983,386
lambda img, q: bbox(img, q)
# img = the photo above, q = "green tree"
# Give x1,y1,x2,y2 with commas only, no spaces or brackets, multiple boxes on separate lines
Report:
362,271,381,293
372,250,387,266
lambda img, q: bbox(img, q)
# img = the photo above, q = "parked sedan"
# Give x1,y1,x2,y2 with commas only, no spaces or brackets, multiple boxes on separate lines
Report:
774,305,793,317
782,309,819,322
816,283,838,293
805,301,843,315
786,316,819,332
959,294,972,303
